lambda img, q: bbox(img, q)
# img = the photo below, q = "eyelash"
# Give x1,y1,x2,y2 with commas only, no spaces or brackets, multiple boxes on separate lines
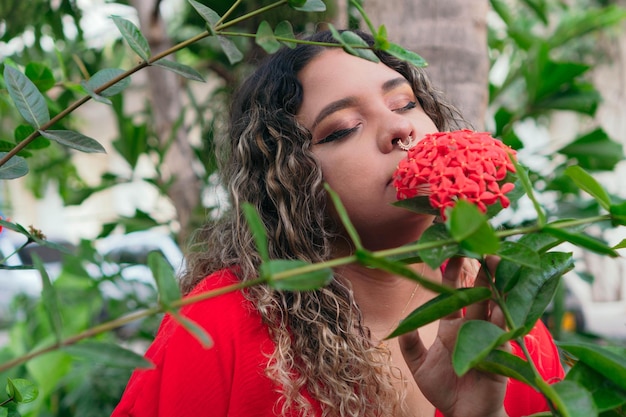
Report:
317,101,417,144
318,126,359,144
396,101,417,112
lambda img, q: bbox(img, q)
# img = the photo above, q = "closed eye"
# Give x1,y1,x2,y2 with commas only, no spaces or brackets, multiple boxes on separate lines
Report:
317,126,359,144
394,101,417,113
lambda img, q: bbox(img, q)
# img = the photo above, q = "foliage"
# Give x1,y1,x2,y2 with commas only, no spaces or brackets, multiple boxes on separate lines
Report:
1,0,626,416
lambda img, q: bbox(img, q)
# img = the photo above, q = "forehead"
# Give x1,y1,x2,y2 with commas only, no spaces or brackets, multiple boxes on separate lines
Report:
297,49,407,126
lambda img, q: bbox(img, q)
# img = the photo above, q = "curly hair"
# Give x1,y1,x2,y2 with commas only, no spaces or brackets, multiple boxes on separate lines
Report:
181,30,468,416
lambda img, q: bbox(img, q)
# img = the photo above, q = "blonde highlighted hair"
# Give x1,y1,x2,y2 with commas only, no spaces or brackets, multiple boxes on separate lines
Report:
182,30,468,416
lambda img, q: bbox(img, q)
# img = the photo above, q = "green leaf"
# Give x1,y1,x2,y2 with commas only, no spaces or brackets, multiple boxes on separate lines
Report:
262,259,333,291
534,60,590,102
474,349,536,387
112,116,147,169
324,183,363,249
505,252,574,330
0,152,29,179
417,223,459,269
558,129,623,171
111,16,151,61
242,203,270,262
447,200,500,255
187,0,220,26
287,0,306,7
387,287,492,338
274,21,296,48
255,21,281,54
453,320,508,376
152,59,206,82
218,36,244,65
543,226,618,257
566,362,626,412
552,380,598,417
25,62,55,92
32,254,63,343
328,26,379,63
85,68,131,97
63,341,154,369
564,165,611,210
25,351,71,398
39,130,106,154
6,378,38,404
494,257,522,293
289,0,326,12
518,225,584,253
374,25,390,50
533,82,600,116
384,42,427,67
340,30,379,63
14,124,35,141
613,238,626,249
6,378,21,403
355,249,452,294
610,202,626,227
510,157,546,225
559,341,626,391
169,310,213,348
521,0,548,24
550,5,626,48
185,2,241,63
496,241,540,269
148,251,181,306
4,65,50,128
81,80,113,104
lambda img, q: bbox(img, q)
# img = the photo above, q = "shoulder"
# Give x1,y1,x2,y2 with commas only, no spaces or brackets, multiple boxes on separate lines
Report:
157,268,265,352
112,269,276,417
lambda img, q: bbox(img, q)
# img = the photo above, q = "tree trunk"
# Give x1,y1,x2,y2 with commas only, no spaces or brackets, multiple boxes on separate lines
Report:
131,0,202,243
364,0,489,129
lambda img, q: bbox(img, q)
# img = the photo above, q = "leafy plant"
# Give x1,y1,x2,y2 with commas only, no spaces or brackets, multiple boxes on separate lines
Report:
1,1,626,416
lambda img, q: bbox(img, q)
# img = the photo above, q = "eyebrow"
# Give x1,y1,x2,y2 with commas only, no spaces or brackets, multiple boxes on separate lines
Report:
311,77,411,130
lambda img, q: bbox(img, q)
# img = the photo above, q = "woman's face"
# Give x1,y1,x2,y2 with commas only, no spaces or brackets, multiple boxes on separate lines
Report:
297,49,438,251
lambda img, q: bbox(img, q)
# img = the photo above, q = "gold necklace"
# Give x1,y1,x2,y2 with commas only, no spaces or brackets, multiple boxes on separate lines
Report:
379,263,426,342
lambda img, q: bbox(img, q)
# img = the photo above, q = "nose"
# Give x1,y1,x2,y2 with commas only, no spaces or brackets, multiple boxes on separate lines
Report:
378,112,414,153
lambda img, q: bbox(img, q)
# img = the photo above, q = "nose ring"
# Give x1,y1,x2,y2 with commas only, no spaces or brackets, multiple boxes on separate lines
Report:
398,135,417,151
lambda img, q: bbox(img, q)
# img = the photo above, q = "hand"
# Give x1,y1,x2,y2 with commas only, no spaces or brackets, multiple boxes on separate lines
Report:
398,256,510,417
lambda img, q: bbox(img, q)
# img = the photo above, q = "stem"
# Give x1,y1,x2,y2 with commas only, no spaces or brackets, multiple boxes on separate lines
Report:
215,0,243,27
0,277,264,373
0,398,13,407
519,341,568,416
350,0,377,34
0,238,33,265
214,0,288,31
481,260,567,417
219,31,368,48
0,213,614,372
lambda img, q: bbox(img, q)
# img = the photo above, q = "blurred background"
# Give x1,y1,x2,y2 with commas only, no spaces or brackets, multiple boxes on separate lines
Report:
1,0,626,415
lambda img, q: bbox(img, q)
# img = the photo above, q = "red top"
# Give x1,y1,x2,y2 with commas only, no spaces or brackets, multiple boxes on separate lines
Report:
112,269,564,417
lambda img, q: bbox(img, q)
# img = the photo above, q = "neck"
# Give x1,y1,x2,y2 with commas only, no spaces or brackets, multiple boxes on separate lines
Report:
336,262,441,341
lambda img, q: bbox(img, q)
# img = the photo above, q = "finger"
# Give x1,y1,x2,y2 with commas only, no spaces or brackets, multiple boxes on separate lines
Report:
465,261,490,320
465,257,499,321
398,330,428,375
442,257,465,319
490,302,506,329
442,256,464,289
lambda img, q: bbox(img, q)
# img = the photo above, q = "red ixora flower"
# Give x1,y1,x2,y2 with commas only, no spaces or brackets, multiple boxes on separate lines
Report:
393,129,517,219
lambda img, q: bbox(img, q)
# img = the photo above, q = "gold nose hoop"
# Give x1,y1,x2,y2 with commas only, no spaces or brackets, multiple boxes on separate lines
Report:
398,135,417,151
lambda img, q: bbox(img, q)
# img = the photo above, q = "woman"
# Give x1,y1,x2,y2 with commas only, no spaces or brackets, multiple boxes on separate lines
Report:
112,30,563,417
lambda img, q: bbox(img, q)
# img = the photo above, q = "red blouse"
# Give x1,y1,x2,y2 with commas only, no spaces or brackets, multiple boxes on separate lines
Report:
112,269,564,417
